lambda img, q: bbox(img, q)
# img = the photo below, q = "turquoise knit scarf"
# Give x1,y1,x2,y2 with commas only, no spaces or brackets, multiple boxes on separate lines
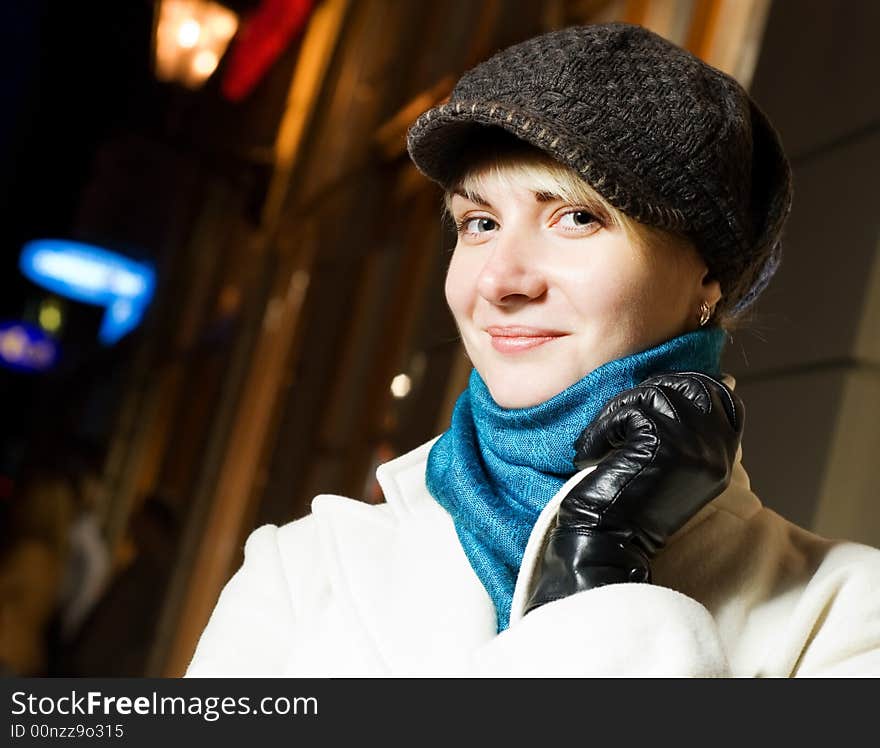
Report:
425,326,726,632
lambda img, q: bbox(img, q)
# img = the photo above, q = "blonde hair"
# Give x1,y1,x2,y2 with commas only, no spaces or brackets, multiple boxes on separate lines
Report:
444,137,694,258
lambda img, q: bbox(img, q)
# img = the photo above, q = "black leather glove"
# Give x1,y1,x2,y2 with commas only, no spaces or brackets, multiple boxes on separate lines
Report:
524,371,745,614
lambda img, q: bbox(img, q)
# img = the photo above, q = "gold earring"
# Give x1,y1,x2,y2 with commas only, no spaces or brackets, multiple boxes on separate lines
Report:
699,301,711,327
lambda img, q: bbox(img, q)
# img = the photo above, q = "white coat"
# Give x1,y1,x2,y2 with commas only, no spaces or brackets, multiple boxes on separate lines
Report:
186,400,880,677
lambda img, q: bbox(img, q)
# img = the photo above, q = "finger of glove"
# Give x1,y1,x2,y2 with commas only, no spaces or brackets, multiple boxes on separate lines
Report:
632,377,744,500
562,405,659,525
574,384,678,465
640,372,743,436
635,379,742,458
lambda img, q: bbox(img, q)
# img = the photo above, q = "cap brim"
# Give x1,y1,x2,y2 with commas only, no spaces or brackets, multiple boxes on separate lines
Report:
405,98,674,226
407,100,585,189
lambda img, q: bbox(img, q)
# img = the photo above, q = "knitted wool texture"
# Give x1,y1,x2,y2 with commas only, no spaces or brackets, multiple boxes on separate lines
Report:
425,326,727,632
407,23,793,318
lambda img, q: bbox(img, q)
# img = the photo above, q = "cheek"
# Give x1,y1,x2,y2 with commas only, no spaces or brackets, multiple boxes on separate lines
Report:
444,251,475,322
561,254,649,321
565,242,700,340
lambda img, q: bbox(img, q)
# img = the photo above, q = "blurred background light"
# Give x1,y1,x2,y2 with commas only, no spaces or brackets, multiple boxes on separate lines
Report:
19,239,156,346
177,19,202,49
390,373,412,399
0,321,59,372
37,298,64,335
192,48,220,78
153,0,239,89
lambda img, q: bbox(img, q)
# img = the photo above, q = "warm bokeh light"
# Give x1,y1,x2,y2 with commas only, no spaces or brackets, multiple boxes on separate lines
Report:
205,8,237,39
176,19,201,49
390,373,412,399
154,0,238,89
192,49,220,78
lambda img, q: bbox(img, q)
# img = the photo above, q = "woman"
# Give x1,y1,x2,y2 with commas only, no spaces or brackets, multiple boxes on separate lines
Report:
185,23,880,677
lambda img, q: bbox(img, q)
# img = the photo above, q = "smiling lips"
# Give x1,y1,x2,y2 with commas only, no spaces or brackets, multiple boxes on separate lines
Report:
485,326,568,353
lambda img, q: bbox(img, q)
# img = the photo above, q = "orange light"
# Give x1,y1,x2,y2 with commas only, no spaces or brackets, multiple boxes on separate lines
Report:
154,1,238,88
177,19,201,49
192,49,220,77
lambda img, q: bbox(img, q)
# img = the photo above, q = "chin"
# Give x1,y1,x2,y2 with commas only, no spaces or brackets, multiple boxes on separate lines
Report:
484,374,572,410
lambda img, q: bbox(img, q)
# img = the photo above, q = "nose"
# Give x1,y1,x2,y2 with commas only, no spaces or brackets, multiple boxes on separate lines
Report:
475,234,547,305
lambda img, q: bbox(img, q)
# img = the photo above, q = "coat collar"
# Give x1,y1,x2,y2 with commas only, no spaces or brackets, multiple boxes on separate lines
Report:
374,436,440,518
313,439,497,673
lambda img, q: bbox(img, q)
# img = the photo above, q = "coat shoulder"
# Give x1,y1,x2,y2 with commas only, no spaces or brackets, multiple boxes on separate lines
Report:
792,538,880,676
804,533,880,592
742,510,880,676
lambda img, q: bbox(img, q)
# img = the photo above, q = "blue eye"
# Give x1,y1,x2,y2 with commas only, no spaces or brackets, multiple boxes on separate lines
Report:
559,210,599,228
458,217,498,234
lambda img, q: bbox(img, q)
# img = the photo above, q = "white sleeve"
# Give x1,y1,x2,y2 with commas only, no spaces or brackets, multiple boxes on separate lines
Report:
184,524,298,678
468,583,731,677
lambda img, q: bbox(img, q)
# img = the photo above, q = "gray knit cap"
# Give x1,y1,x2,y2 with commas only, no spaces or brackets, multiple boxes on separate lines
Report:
406,22,793,318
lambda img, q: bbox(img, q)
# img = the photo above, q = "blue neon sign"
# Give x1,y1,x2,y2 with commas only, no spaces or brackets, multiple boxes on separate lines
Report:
20,239,156,345
0,321,59,372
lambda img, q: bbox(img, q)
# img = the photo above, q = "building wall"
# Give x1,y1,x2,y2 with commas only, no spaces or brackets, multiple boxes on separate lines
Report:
721,0,880,543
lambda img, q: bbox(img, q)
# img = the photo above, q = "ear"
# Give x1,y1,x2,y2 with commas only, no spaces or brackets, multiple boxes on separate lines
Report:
700,269,723,309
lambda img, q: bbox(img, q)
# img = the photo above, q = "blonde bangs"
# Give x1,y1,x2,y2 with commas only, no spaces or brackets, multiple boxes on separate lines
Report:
444,146,697,259
445,154,622,227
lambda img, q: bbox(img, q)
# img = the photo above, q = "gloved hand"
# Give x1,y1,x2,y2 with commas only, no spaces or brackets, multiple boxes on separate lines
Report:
524,371,745,614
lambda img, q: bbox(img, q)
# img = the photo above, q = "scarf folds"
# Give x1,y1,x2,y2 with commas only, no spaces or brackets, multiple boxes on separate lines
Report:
425,326,727,631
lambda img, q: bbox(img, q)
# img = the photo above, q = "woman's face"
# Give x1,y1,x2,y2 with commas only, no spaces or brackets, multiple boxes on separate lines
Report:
445,167,721,408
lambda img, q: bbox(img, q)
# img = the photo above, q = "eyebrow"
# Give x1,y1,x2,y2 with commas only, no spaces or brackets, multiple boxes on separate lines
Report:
451,189,564,207
452,189,490,207
534,190,562,203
